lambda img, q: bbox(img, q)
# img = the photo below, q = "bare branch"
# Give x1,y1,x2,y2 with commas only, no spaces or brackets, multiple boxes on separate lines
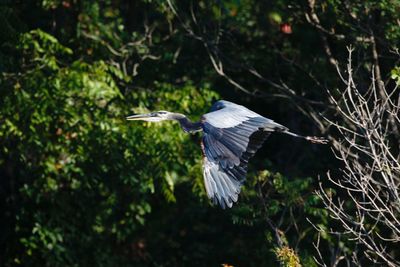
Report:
318,48,400,266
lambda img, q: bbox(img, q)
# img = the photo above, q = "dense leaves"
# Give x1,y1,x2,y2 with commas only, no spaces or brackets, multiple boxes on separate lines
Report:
1,0,399,266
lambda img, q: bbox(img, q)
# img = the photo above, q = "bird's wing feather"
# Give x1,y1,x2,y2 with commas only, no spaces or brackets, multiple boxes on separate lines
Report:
202,155,242,209
203,105,259,128
201,106,287,208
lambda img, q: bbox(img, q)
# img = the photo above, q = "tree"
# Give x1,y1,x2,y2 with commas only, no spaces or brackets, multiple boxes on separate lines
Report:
315,48,400,266
1,0,399,266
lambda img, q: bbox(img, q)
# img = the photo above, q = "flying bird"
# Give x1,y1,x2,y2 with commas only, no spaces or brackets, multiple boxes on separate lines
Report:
127,100,327,208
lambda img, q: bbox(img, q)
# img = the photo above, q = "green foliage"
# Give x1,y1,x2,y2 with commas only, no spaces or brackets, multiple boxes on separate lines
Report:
1,0,399,266
1,27,216,266
391,66,400,85
228,168,331,265
275,246,301,267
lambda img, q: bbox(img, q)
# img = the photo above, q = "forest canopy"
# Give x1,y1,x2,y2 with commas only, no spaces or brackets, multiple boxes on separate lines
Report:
1,0,399,266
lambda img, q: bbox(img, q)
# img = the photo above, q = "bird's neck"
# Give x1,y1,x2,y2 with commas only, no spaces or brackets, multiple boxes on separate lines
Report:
172,113,202,133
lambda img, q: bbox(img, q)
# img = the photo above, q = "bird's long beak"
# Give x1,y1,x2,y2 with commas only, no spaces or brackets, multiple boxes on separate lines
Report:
126,113,164,122
126,113,152,121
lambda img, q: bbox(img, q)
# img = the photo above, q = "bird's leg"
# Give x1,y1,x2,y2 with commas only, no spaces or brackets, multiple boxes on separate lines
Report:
283,131,329,144
305,136,329,144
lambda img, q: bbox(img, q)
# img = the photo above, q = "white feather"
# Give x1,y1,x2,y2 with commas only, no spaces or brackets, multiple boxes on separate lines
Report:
203,106,259,128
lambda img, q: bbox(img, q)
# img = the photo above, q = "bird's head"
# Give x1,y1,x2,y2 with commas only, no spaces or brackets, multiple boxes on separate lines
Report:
126,111,175,122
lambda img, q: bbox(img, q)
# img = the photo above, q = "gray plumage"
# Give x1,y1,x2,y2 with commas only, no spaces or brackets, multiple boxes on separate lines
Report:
126,100,327,209
200,101,287,208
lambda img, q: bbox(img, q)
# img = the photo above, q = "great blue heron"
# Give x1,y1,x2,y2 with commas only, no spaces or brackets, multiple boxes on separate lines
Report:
127,100,327,208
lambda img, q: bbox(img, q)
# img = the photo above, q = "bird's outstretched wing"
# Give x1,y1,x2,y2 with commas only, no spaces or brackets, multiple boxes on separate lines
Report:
201,102,287,208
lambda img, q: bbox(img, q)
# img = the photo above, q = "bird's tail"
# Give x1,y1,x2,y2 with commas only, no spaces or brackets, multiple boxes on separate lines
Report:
263,121,328,144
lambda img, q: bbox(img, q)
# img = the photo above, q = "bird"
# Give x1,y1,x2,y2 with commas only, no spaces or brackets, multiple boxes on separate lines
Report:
126,100,327,209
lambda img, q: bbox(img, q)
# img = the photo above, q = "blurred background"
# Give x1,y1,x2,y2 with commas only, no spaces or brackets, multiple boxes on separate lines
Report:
1,0,399,266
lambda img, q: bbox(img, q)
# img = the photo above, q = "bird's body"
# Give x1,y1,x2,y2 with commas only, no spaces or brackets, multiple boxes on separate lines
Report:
127,100,327,208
